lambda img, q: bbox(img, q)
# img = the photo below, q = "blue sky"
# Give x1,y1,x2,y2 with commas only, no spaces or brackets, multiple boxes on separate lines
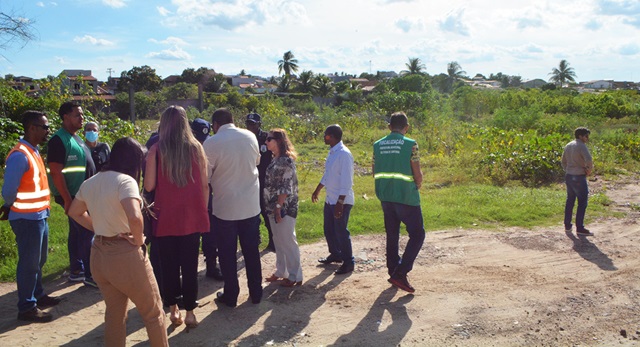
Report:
1,0,639,83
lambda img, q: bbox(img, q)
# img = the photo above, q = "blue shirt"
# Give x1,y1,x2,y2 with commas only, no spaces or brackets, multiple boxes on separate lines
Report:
2,139,51,221
320,141,355,205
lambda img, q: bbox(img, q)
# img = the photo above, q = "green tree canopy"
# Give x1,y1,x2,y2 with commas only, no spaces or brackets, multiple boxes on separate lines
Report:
278,51,299,77
549,59,577,87
118,65,162,92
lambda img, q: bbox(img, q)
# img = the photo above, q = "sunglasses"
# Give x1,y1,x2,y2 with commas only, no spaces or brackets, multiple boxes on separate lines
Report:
266,136,275,142
33,123,50,131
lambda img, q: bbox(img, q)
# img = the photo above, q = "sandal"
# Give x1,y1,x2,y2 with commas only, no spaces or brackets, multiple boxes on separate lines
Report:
280,279,302,287
265,274,281,282
169,312,183,326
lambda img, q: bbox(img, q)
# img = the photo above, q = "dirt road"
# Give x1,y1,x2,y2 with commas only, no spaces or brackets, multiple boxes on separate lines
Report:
1,178,639,346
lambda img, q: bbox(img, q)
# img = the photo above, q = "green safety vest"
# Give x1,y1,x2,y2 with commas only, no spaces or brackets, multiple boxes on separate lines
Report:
48,129,87,197
373,132,420,206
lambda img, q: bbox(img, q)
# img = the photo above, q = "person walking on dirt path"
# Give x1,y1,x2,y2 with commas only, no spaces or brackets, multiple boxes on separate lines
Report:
562,127,594,237
373,112,425,293
312,124,356,275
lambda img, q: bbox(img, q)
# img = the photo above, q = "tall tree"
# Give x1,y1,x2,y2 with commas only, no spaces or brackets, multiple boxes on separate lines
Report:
548,59,577,87
179,67,210,84
278,51,299,77
401,57,426,75
118,65,162,92
314,75,335,97
446,61,467,93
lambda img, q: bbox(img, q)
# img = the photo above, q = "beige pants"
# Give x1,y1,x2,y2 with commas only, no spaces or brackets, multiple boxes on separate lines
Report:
91,236,168,347
269,215,303,282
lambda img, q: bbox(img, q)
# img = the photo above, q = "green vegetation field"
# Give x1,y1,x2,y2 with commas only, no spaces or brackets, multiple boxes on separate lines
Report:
0,74,638,282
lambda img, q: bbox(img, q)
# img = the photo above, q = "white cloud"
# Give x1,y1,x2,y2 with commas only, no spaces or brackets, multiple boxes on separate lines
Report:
169,0,310,31
585,19,602,30
157,6,171,16
54,56,67,65
73,35,115,46
146,47,192,61
37,2,45,7
103,0,127,8
596,0,640,28
515,15,544,29
617,43,640,55
148,37,188,46
395,17,425,33
439,9,469,36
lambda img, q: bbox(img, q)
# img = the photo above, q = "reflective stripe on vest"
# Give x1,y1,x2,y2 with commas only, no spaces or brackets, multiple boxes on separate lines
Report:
8,143,50,213
374,172,414,182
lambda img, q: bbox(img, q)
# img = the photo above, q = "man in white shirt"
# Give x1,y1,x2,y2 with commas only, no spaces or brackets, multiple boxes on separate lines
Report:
203,108,263,307
312,124,356,275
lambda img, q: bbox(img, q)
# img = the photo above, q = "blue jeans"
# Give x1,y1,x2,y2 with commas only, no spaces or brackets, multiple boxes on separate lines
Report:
10,218,49,313
68,216,94,279
323,203,354,264
564,174,589,230
212,214,262,305
381,201,425,276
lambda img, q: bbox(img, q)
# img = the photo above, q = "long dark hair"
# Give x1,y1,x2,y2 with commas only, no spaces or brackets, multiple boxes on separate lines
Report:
102,137,147,183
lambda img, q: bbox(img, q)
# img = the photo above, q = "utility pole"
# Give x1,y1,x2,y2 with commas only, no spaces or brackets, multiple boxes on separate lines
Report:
107,68,113,78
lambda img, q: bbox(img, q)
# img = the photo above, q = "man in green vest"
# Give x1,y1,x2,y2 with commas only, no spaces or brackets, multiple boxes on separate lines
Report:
373,112,425,293
47,102,96,287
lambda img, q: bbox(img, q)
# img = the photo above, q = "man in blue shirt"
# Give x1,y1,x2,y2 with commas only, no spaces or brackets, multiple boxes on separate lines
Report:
1,111,60,322
312,124,356,275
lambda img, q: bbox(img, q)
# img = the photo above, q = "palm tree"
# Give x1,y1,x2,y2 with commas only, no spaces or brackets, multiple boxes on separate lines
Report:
446,61,466,93
401,57,426,75
297,70,317,94
548,59,577,87
314,75,335,97
278,50,299,77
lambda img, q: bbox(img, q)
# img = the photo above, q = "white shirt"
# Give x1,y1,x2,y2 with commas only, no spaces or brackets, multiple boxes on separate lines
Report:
75,171,141,237
203,123,261,220
320,141,355,205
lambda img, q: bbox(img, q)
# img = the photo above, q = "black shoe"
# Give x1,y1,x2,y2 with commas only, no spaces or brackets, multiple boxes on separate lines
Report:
577,228,594,236
206,267,224,281
215,292,236,308
388,273,415,293
335,263,354,275
251,296,261,304
37,295,61,309
18,307,52,323
318,255,342,264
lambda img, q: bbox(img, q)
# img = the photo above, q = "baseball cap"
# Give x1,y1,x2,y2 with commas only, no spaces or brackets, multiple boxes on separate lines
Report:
246,113,261,123
191,118,211,143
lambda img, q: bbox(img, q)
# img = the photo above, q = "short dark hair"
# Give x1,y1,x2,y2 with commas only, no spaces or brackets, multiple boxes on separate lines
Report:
21,110,46,131
574,127,591,139
58,101,80,119
211,108,233,126
389,112,408,131
102,137,147,182
324,124,343,141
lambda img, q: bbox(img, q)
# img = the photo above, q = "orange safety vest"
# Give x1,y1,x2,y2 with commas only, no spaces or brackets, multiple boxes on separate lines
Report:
6,143,50,213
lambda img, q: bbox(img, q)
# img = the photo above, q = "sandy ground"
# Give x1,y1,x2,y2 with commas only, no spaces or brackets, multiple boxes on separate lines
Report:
0,177,639,347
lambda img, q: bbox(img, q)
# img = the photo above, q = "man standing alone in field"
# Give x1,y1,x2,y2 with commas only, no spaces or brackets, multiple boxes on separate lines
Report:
312,124,356,275
562,127,594,237
1,111,60,322
373,112,425,293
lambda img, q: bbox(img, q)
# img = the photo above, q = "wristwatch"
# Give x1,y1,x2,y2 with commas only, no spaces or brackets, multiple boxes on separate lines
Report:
275,203,282,209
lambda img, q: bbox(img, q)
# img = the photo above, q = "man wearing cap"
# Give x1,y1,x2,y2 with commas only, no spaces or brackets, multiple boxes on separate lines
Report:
2,111,60,322
191,118,223,281
245,112,275,251
373,112,425,293
204,108,263,307
312,124,356,275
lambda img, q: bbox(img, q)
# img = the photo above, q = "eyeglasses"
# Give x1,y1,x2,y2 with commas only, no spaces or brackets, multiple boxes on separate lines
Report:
33,123,50,131
266,136,275,142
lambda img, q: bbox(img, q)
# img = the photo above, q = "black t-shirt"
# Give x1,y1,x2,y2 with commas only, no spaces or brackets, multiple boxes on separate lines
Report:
90,142,111,172
255,129,272,185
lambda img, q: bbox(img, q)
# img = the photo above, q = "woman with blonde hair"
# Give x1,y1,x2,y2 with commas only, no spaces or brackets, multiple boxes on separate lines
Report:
144,106,209,328
263,128,303,287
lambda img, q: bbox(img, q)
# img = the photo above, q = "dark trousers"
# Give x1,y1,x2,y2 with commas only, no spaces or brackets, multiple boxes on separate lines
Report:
381,201,425,276
259,186,274,246
156,233,200,311
212,214,263,305
202,214,218,269
564,174,589,230
11,218,48,313
68,216,93,279
323,203,354,264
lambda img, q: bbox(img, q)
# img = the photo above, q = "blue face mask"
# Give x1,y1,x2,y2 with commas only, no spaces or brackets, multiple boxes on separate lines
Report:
85,130,99,143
